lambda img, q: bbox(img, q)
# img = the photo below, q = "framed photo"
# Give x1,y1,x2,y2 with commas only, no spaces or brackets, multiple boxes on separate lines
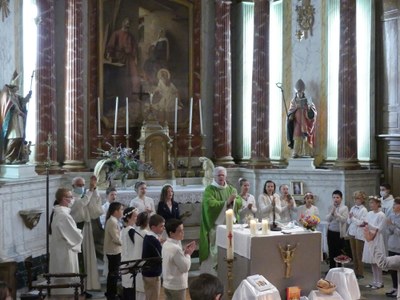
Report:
99,0,193,127
291,181,304,196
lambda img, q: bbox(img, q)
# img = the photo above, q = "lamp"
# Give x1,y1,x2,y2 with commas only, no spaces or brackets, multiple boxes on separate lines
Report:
295,0,315,41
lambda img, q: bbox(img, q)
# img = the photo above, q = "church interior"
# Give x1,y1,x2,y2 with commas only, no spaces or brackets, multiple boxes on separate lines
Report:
1,0,400,299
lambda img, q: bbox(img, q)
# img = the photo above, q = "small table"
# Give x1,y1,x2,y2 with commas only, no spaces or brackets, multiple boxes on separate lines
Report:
325,268,360,300
232,279,281,300
308,290,344,300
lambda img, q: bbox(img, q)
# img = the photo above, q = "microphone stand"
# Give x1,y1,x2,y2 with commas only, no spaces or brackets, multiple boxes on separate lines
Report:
271,197,281,231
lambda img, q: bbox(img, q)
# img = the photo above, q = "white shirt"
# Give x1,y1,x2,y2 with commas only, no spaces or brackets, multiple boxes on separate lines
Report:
129,196,155,215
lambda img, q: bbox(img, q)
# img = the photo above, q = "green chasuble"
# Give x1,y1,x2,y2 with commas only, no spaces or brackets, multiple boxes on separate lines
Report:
199,184,242,263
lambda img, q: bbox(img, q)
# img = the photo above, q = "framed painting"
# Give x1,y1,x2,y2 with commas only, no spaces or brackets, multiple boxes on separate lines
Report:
99,0,193,129
291,181,304,196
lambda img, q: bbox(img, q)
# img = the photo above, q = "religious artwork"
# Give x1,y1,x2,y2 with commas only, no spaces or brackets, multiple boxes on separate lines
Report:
291,181,303,196
278,243,298,278
99,0,193,129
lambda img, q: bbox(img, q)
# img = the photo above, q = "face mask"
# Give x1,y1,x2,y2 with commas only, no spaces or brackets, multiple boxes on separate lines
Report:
380,191,387,198
73,186,85,195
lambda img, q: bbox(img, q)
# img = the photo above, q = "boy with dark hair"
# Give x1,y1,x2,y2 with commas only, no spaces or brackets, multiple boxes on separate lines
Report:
162,219,196,300
142,214,165,300
189,273,224,300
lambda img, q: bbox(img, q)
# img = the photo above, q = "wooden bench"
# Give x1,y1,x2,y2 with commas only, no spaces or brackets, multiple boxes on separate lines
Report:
21,256,86,300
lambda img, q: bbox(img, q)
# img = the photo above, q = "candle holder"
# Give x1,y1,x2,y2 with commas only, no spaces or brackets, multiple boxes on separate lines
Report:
173,134,181,178
225,257,236,299
112,134,118,148
124,134,131,148
186,133,195,177
97,134,103,151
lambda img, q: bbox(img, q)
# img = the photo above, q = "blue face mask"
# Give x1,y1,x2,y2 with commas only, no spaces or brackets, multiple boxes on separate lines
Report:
73,186,85,195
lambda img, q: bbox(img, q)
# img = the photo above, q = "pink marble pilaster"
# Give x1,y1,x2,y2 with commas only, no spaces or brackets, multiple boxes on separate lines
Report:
249,0,272,168
334,0,360,169
35,0,58,170
63,0,86,170
213,0,234,165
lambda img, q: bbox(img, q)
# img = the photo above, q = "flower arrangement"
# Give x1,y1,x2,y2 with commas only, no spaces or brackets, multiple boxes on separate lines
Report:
334,254,351,264
94,143,155,187
299,214,320,231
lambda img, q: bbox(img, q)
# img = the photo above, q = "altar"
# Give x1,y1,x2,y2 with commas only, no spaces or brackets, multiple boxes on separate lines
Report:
217,225,322,299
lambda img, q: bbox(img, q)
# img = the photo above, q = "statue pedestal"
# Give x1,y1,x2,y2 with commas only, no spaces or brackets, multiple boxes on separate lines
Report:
287,158,315,170
0,164,38,179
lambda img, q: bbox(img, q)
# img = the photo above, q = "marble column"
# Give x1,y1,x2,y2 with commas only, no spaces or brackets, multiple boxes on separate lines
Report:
248,0,272,168
63,0,86,170
334,0,360,169
35,0,59,171
213,0,235,165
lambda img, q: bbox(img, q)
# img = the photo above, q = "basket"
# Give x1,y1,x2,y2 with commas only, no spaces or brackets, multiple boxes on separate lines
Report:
317,285,336,295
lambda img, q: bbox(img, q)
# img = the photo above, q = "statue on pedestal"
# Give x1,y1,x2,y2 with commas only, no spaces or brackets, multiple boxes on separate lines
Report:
199,157,214,187
287,79,317,158
0,71,32,164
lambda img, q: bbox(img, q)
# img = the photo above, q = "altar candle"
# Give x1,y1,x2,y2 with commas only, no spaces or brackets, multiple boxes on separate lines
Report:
97,97,101,135
262,219,269,235
250,219,257,235
174,97,178,133
125,97,129,135
150,93,153,105
188,97,193,134
114,97,119,135
226,209,234,260
199,98,203,135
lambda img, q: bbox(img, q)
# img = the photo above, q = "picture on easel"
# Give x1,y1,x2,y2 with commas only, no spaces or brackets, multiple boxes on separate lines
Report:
290,181,304,196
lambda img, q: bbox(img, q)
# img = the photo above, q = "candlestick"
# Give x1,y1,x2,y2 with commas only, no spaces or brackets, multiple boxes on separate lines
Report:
250,219,257,235
125,97,129,135
261,219,269,235
97,97,101,135
188,97,193,134
174,97,178,133
114,97,119,135
186,133,195,177
199,98,203,135
226,209,234,260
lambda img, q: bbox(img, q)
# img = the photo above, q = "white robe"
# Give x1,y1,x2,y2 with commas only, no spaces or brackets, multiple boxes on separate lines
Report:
49,205,83,294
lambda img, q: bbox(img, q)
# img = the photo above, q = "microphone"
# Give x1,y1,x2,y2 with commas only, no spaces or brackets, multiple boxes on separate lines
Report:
276,82,283,89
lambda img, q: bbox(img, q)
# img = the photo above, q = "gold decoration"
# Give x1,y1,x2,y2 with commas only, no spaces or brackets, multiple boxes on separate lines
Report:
295,0,315,41
19,209,43,230
278,243,298,278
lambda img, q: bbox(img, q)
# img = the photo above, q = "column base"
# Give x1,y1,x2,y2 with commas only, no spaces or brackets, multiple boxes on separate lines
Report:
62,160,88,171
248,158,273,169
214,156,236,166
333,159,361,170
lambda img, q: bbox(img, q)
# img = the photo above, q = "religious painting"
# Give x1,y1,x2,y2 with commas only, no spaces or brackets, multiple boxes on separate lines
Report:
291,181,303,196
99,0,193,130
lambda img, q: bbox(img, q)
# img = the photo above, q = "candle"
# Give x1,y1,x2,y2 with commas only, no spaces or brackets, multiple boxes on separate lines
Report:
114,97,119,135
226,209,234,260
150,93,153,105
97,97,101,135
262,219,269,235
174,98,178,133
125,97,129,135
188,97,193,134
250,219,257,235
199,98,203,135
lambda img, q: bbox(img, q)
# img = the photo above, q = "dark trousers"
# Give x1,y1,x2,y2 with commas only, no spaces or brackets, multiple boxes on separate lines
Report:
389,251,399,289
106,253,121,299
122,287,135,300
327,229,345,269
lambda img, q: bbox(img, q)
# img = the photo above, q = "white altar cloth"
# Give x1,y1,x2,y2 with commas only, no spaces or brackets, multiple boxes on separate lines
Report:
308,290,344,300
325,268,360,300
232,279,281,300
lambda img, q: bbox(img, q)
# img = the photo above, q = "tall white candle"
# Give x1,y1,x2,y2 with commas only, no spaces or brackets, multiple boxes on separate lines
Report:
226,209,234,260
150,93,153,105
114,97,119,135
199,98,203,135
125,97,129,135
261,219,269,235
188,97,193,134
97,97,101,135
174,98,178,133
250,219,257,235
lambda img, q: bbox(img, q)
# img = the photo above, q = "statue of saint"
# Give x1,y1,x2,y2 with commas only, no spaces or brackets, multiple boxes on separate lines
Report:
0,71,32,164
278,243,298,278
287,79,317,158
199,157,214,187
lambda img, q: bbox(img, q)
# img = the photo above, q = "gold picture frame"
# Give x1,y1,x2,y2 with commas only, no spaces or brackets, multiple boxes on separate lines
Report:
291,181,304,196
98,0,193,128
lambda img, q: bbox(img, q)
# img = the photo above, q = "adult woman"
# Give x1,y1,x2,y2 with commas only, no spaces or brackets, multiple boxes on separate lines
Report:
130,181,155,215
347,191,368,279
258,180,282,222
49,188,83,295
156,184,180,221
279,184,297,222
121,207,140,300
104,202,124,300
238,178,257,223
362,196,386,290
297,192,319,220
